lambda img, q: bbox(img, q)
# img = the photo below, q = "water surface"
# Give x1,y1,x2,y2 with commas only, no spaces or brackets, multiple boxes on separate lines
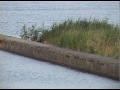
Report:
0,50,120,89
0,1,119,37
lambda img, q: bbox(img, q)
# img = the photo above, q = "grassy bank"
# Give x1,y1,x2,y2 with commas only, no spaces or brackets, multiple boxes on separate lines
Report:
20,18,119,59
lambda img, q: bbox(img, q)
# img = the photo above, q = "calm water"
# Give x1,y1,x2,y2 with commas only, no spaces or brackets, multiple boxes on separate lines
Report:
0,50,120,89
0,1,119,37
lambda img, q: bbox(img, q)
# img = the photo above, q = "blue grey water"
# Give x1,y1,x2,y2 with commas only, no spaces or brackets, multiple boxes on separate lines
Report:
0,1,119,37
0,1,120,89
0,50,120,89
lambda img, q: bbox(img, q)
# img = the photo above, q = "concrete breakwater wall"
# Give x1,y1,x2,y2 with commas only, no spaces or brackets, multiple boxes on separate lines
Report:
0,34,119,80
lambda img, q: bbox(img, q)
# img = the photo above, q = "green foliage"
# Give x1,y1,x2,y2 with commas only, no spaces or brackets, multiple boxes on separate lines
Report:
20,24,45,41
20,18,119,59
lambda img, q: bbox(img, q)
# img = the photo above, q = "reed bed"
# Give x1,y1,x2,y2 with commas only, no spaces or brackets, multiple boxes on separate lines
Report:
20,18,119,59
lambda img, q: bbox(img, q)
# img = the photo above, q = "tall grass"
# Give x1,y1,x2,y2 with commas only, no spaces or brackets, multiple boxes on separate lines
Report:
20,24,46,41
20,18,119,59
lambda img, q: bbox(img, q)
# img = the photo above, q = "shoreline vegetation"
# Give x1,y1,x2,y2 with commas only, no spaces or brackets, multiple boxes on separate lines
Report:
20,18,119,59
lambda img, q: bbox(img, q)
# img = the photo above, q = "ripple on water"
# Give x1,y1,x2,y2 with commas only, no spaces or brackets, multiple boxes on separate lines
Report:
0,50,120,89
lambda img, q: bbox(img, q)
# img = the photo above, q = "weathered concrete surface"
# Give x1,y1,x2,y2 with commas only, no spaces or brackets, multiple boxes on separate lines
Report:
0,34,119,80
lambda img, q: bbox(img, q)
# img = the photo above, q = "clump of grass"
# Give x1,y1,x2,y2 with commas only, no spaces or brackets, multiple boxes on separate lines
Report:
41,18,119,59
20,24,46,42
20,18,119,59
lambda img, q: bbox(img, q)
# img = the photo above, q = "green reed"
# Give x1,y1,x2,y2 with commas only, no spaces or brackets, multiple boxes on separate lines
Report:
20,18,119,59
